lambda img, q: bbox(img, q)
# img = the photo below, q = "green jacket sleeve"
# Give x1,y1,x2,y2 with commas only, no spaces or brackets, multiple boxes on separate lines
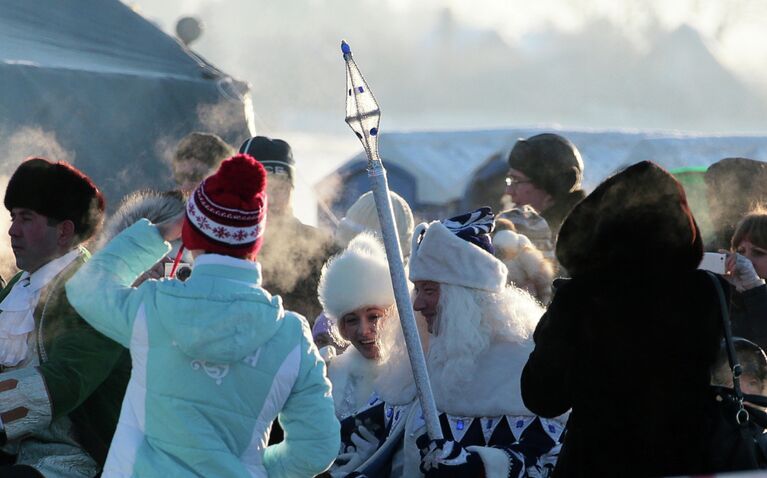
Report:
38,295,127,419
65,219,171,348
264,316,341,478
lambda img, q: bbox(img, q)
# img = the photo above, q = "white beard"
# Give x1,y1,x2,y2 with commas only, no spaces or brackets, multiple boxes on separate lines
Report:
375,283,545,416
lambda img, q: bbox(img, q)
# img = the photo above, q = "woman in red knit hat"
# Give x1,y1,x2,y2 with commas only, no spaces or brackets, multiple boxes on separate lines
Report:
67,154,340,477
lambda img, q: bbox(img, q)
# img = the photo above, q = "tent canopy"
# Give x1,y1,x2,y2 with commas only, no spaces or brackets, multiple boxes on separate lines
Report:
0,0,253,207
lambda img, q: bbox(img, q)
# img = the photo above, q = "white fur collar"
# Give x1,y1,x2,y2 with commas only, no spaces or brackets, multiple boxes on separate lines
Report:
328,346,381,419
377,341,538,417
98,190,185,249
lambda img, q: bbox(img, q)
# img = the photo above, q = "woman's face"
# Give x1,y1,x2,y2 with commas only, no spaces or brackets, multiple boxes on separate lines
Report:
736,239,767,279
338,306,387,360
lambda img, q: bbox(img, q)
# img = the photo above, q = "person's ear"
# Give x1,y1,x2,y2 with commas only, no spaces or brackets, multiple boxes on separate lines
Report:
57,219,76,246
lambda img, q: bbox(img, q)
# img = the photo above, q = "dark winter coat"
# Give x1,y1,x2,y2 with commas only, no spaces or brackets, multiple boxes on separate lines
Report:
731,284,767,351
258,215,335,321
522,161,725,477
542,189,586,240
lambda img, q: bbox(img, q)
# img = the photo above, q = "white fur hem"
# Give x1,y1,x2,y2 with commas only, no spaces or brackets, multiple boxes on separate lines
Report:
467,446,511,478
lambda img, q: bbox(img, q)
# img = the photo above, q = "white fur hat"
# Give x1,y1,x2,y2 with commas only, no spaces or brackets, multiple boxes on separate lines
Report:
318,232,395,320
409,221,508,293
335,191,415,258
493,229,533,256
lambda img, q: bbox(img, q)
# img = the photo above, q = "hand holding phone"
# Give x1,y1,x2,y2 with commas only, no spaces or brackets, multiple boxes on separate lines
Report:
721,252,766,292
698,252,727,274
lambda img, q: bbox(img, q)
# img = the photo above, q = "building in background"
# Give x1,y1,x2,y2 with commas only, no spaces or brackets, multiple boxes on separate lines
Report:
318,128,767,247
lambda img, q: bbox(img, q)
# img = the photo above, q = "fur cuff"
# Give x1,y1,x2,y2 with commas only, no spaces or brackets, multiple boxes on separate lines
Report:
467,446,513,478
98,190,185,249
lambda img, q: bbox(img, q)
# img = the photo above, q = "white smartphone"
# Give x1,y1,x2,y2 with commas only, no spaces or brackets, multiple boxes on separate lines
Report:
698,252,727,274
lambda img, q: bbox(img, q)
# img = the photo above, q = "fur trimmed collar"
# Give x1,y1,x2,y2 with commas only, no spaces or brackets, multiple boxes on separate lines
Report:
328,346,381,419
98,190,186,249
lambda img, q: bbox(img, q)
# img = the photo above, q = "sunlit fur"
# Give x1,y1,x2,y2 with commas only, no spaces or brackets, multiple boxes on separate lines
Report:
375,283,543,404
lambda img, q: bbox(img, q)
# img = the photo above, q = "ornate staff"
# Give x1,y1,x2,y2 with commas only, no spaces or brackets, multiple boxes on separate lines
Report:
341,40,443,441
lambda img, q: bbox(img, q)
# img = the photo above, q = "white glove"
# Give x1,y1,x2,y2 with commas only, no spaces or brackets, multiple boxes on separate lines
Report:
318,345,337,363
726,253,766,292
330,426,379,477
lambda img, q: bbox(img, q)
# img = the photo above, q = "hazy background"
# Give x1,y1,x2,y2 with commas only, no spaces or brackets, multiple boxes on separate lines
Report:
125,0,767,221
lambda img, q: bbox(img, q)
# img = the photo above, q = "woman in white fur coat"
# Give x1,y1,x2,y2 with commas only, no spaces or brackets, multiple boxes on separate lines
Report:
317,233,401,477
318,233,396,420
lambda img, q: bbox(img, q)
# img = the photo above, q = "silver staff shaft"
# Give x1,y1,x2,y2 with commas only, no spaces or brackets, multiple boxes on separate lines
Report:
342,40,443,441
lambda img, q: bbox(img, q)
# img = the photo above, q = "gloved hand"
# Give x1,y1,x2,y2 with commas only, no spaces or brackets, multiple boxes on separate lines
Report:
724,252,766,292
318,345,337,362
417,436,485,478
330,426,379,477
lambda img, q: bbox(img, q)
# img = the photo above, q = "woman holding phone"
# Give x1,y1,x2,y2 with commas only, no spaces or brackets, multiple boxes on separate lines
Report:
725,209,767,350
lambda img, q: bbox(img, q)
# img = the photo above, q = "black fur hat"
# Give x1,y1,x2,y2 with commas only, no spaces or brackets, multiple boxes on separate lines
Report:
4,158,105,242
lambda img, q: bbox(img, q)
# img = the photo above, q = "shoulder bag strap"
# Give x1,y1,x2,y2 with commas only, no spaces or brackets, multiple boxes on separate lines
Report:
706,271,750,425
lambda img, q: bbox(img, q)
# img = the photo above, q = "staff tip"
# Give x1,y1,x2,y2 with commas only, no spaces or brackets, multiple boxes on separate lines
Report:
341,40,351,55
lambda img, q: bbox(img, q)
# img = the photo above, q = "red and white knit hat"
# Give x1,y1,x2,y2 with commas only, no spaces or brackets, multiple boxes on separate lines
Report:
181,154,267,258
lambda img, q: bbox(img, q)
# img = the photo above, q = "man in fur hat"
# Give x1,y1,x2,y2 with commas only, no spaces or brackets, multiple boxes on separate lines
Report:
238,136,334,322
504,133,586,239
335,208,566,477
0,158,130,478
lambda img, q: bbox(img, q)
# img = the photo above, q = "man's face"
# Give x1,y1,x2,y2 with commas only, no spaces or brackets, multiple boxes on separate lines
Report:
266,173,293,217
505,168,553,213
413,280,441,334
8,208,61,273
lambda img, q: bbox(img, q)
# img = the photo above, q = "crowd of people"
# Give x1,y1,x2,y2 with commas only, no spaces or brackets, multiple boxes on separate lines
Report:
0,130,766,477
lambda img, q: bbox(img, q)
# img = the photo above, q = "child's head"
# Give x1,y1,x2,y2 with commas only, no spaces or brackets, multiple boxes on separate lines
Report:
181,154,267,261
712,338,767,396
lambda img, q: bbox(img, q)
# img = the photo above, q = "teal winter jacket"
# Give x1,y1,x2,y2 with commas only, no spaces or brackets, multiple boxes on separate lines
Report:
65,219,340,477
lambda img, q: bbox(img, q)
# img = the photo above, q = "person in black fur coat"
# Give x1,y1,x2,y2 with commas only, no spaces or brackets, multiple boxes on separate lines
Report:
521,161,735,477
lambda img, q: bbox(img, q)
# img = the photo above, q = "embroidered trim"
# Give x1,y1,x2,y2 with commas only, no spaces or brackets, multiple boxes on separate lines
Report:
504,448,525,478
242,349,261,368
190,360,230,385
187,199,264,244
196,181,263,219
